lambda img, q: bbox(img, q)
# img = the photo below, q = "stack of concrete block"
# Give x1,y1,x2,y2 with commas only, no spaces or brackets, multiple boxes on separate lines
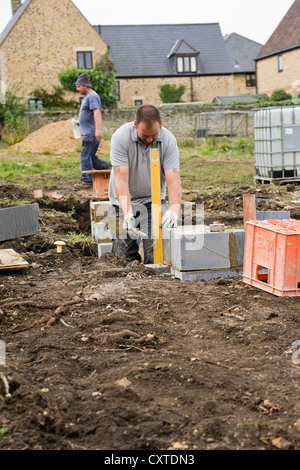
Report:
160,210,291,280
162,225,245,281
90,201,112,257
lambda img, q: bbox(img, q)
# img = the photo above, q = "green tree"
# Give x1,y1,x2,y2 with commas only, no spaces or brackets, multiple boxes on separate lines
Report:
159,84,186,103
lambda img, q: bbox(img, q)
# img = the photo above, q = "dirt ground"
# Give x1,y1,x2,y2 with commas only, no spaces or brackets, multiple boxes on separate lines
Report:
1,174,300,452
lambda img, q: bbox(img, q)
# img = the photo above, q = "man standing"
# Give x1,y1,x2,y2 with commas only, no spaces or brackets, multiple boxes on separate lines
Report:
108,104,182,264
75,73,111,186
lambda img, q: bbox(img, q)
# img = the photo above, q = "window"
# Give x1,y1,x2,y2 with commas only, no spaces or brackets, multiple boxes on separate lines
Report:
77,51,93,69
246,73,256,87
135,100,143,106
176,55,197,73
278,54,283,72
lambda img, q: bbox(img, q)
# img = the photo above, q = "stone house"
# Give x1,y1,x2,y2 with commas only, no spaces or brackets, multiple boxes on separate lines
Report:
0,0,107,102
256,0,300,96
0,0,262,108
96,24,260,107
224,33,262,96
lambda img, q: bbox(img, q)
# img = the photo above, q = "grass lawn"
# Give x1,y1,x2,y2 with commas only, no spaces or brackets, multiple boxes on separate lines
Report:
0,136,256,195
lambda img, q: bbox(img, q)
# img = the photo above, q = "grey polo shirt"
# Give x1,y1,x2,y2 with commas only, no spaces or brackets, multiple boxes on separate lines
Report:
108,122,180,206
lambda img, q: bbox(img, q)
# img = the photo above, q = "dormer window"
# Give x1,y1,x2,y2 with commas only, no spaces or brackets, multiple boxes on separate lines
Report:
177,55,197,73
167,39,199,74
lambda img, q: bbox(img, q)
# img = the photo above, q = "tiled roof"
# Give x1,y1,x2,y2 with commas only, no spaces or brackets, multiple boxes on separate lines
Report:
225,33,263,73
96,24,233,77
256,0,300,59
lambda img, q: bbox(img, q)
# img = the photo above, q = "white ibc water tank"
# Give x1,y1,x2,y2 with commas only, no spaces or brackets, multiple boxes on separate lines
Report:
254,106,300,180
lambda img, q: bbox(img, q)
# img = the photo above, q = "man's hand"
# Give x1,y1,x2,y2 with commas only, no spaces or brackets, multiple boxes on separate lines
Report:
161,209,178,229
123,212,135,231
95,130,103,141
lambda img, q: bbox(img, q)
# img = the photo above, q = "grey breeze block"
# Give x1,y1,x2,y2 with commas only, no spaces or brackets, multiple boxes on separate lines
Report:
0,203,40,242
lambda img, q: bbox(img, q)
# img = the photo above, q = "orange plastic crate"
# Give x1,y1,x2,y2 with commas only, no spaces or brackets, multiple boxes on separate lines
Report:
243,219,300,297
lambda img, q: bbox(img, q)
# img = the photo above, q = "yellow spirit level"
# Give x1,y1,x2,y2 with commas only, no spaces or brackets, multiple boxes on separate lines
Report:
150,148,163,264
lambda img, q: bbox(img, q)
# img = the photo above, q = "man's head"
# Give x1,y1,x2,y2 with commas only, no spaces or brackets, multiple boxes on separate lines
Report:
75,73,92,95
134,105,162,147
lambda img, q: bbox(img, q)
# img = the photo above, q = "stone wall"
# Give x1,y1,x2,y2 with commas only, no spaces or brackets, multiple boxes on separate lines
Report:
26,105,255,141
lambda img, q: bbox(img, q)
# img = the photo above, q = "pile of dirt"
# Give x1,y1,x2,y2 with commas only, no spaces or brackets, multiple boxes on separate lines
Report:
10,120,111,155
11,120,78,154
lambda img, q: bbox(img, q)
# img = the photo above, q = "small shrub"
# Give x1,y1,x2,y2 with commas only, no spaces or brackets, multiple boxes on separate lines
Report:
271,89,292,101
159,84,186,103
2,110,26,145
30,85,77,109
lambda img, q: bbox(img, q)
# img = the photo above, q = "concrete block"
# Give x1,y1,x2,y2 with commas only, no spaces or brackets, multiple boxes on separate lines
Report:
91,221,112,242
171,225,229,271
229,229,245,268
0,203,40,242
170,226,245,272
162,227,172,264
162,225,210,265
93,242,112,257
256,211,290,221
90,201,110,222
171,267,243,281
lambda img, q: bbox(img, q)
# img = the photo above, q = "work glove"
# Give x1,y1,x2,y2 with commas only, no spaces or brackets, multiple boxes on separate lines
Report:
161,209,178,229
123,212,135,231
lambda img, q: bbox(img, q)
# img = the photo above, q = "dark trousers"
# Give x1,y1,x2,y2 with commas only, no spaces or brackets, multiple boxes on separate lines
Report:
81,135,111,185
109,202,166,265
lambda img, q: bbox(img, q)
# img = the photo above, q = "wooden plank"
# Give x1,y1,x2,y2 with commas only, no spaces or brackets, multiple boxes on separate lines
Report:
0,249,29,270
243,194,256,229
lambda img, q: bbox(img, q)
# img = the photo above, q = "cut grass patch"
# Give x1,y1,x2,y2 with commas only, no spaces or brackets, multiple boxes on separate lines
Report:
0,136,255,194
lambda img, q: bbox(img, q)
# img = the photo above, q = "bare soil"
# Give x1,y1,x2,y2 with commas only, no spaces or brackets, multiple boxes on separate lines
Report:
1,175,300,451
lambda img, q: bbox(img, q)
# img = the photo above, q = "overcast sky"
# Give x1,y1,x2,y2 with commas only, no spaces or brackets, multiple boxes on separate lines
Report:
0,0,295,45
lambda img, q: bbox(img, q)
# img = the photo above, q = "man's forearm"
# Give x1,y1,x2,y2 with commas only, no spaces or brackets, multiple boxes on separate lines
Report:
93,109,102,139
165,169,182,213
114,166,132,215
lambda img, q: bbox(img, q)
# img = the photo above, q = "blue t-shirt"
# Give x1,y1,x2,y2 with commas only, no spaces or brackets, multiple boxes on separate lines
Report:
79,90,102,136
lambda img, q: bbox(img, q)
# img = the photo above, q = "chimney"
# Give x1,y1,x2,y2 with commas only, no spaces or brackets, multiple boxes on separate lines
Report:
11,0,22,16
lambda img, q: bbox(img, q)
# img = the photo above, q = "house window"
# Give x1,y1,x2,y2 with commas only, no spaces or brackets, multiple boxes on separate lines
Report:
246,73,256,87
278,54,283,72
135,100,143,106
176,55,197,73
77,51,93,69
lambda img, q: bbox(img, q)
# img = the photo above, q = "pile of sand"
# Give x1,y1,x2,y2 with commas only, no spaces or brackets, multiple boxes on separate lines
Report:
11,119,111,154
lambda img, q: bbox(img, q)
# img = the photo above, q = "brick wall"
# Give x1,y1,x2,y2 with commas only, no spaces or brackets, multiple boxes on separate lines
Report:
0,0,107,99
257,49,300,95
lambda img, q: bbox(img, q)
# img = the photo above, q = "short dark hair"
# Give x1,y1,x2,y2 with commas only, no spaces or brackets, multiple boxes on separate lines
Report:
135,105,162,126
